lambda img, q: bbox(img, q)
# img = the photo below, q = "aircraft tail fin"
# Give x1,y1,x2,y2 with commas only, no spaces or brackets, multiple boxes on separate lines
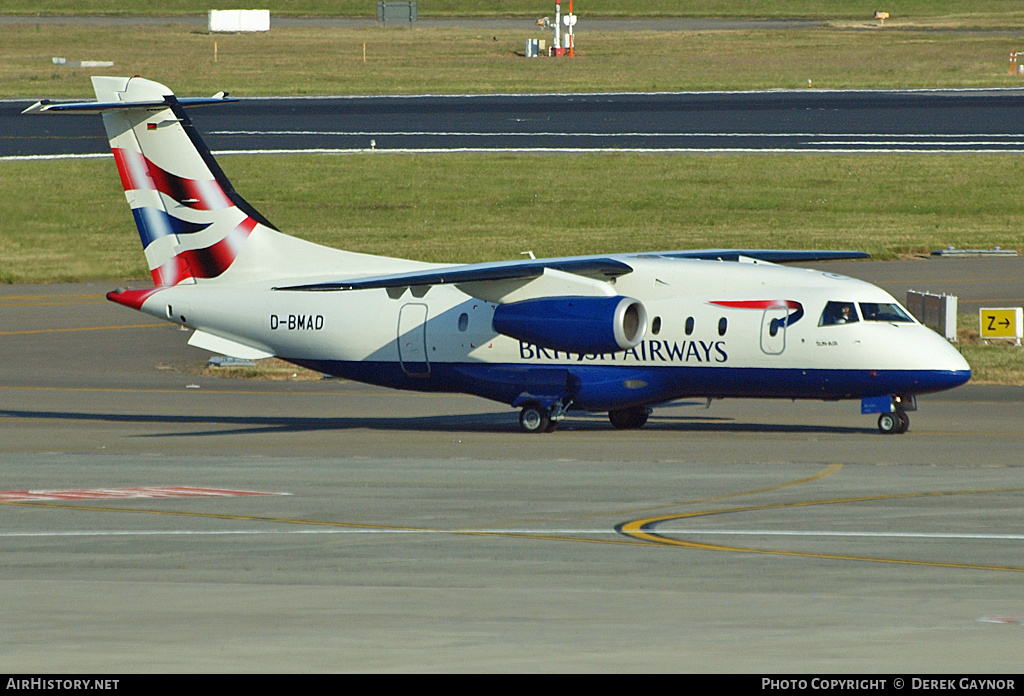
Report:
25,77,437,287
89,77,271,286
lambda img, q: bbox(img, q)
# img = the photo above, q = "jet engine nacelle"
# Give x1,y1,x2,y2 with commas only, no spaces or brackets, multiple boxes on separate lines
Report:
492,295,648,354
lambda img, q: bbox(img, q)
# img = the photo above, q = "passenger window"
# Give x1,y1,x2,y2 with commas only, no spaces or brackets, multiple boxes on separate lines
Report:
685,317,694,335
819,301,859,326
651,316,662,335
718,317,728,336
859,303,914,322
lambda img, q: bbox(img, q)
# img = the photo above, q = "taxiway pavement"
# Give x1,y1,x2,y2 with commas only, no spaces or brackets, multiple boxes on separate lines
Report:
1,259,1023,672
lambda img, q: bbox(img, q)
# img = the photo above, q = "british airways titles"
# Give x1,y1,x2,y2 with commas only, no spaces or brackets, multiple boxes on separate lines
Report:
520,338,729,363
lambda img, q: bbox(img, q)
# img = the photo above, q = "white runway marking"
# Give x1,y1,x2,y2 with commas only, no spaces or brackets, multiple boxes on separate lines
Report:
9,145,1024,162
211,129,1024,140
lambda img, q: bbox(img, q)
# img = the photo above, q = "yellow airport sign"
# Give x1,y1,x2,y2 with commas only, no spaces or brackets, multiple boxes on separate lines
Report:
979,307,1023,343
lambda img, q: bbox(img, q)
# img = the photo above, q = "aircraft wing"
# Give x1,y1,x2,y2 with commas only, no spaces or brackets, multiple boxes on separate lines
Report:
638,249,870,262
274,256,633,292
272,249,868,303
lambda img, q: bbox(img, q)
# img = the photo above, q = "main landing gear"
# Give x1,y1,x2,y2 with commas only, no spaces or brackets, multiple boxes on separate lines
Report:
518,401,653,432
608,405,651,430
518,399,572,433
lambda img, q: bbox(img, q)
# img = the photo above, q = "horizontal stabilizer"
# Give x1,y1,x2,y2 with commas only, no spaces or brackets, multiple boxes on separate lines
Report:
22,95,235,115
188,329,275,360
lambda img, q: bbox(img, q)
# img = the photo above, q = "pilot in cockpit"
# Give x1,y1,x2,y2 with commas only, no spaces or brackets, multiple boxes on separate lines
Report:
820,301,858,326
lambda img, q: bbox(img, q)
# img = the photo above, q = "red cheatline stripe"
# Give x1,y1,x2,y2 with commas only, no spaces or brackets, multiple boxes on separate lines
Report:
710,300,801,310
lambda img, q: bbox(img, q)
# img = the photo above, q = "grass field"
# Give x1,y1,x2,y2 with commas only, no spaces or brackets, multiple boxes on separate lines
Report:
5,22,1024,98
7,1,1024,21
4,152,1024,283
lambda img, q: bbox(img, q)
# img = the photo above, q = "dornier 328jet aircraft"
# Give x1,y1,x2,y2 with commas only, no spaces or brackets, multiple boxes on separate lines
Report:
26,77,971,434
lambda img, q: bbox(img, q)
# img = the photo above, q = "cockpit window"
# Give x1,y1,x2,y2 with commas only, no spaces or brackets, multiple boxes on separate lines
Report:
859,302,914,323
819,301,859,326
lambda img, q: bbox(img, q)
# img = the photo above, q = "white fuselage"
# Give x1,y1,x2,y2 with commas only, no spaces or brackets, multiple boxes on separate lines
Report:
131,255,970,410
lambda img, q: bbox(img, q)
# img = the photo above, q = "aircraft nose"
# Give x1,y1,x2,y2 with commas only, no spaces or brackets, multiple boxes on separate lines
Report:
936,329,971,371
919,327,971,390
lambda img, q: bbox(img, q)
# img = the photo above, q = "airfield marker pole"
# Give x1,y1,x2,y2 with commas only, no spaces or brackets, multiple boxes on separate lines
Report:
214,41,218,63
1011,51,1018,76
554,0,561,52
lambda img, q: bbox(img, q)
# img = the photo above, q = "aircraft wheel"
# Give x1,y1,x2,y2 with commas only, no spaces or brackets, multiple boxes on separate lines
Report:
631,407,650,429
519,403,550,434
877,412,899,435
895,410,910,434
609,406,649,430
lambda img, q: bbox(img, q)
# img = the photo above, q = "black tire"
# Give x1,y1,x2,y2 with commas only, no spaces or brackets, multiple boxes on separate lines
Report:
609,406,649,430
877,412,898,435
519,404,550,433
632,408,650,429
895,410,910,434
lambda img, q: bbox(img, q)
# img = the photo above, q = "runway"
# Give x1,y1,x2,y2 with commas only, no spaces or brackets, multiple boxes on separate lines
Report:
6,89,1024,158
2,259,1023,672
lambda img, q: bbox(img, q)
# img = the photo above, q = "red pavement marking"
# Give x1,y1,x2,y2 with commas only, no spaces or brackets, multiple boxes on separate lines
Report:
0,486,291,503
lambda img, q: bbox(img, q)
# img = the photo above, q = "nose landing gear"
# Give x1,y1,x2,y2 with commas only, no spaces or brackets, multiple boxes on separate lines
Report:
864,394,915,435
877,410,910,435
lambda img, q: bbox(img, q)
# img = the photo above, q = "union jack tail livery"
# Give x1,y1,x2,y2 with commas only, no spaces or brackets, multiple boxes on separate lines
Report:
95,76,269,286
26,76,422,288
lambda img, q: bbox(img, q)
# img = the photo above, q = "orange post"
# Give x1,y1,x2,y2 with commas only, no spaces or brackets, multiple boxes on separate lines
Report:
568,0,574,57
1012,51,1018,76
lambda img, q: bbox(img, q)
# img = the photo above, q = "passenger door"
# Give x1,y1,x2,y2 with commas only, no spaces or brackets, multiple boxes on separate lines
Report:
397,303,430,377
